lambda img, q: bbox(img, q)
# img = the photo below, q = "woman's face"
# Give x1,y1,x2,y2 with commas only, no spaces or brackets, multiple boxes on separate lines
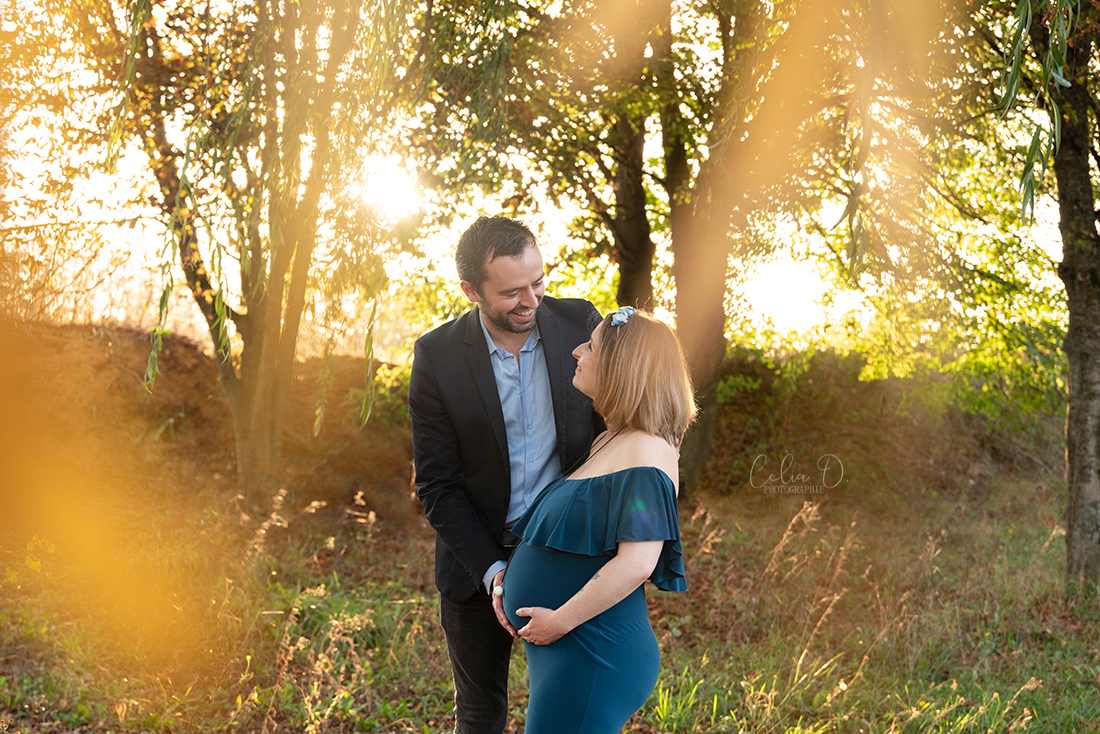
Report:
571,321,604,398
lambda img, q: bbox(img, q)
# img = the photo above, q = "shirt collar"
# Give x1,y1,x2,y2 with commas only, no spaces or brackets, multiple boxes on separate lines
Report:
478,309,541,357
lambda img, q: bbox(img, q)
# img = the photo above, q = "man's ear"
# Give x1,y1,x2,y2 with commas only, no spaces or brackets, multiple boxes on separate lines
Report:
459,280,480,304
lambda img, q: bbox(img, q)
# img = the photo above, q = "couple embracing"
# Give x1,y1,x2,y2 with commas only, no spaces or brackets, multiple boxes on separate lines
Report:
409,215,696,734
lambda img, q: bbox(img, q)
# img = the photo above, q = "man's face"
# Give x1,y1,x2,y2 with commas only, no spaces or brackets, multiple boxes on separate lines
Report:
460,244,546,337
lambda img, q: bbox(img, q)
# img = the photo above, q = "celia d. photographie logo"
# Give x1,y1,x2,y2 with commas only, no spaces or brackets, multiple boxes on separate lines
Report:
749,453,844,494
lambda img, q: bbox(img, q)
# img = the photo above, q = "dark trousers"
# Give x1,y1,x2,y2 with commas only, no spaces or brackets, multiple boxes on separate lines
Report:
439,592,515,734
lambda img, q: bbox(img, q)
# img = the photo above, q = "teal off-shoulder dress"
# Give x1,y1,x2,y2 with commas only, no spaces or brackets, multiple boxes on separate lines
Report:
502,466,687,734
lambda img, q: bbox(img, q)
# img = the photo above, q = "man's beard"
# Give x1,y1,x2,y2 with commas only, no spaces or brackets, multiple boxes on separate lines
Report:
482,302,539,334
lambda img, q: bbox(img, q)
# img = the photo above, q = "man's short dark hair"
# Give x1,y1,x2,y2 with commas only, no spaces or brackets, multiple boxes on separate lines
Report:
455,216,538,293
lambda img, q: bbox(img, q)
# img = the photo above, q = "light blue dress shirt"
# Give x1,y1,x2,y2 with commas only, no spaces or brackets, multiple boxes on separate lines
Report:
478,313,561,592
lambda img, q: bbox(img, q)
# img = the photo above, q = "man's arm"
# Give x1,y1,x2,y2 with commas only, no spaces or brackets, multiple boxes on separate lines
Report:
409,339,506,592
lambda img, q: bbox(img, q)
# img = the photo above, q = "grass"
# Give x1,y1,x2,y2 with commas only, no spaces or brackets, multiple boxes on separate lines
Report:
3,471,1098,734
1,325,1097,733
648,482,1100,734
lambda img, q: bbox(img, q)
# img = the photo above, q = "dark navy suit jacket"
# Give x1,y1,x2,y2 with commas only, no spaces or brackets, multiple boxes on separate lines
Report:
409,296,602,601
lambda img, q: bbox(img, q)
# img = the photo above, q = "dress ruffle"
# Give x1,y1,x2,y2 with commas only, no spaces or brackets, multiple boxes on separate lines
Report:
512,466,687,592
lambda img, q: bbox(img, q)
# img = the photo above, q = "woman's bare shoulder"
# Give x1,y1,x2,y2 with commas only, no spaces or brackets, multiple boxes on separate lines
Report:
619,432,680,489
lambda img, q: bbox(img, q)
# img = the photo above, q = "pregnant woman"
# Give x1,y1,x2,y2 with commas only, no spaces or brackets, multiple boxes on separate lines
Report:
495,306,696,734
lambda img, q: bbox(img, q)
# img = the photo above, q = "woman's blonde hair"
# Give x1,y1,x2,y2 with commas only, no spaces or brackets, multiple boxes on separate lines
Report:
592,310,697,445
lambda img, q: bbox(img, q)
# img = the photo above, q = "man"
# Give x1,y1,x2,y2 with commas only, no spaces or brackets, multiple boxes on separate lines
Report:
409,215,602,733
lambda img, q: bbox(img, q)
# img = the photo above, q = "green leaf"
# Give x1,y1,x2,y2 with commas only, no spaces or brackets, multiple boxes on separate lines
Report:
359,294,381,426
1021,128,1042,180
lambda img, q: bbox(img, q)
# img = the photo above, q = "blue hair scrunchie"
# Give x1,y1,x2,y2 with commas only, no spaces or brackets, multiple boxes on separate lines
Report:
610,306,637,326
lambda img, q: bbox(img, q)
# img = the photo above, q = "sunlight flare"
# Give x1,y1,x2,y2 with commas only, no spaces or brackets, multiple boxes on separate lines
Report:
356,155,422,224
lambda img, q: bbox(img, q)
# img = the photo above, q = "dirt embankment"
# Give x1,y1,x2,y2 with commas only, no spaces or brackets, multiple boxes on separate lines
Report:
0,321,1063,543
0,321,419,551
702,348,1064,518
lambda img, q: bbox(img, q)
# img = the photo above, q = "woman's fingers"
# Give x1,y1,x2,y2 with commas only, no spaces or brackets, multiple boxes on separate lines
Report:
516,623,540,646
515,608,562,646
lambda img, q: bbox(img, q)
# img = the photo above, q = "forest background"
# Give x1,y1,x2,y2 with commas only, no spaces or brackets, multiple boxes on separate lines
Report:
2,0,1100,732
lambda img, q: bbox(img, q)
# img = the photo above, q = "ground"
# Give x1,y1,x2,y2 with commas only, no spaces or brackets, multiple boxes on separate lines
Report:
1,320,1097,734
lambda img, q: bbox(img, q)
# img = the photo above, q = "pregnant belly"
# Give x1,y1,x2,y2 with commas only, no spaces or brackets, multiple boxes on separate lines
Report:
502,541,611,630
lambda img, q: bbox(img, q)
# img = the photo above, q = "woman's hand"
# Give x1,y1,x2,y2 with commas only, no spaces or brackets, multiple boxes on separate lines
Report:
514,606,569,646
515,541,663,647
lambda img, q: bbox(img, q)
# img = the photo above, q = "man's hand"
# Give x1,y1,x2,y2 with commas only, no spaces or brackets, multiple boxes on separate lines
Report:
491,569,517,637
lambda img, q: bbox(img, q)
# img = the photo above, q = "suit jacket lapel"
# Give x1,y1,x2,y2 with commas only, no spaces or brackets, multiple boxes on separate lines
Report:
464,308,510,467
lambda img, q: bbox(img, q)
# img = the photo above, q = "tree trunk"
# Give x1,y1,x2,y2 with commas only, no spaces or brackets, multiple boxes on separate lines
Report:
662,108,731,493
656,0,754,494
1043,16,1100,588
672,215,729,492
136,26,270,510
665,0,835,493
130,0,363,514
607,116,656,309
